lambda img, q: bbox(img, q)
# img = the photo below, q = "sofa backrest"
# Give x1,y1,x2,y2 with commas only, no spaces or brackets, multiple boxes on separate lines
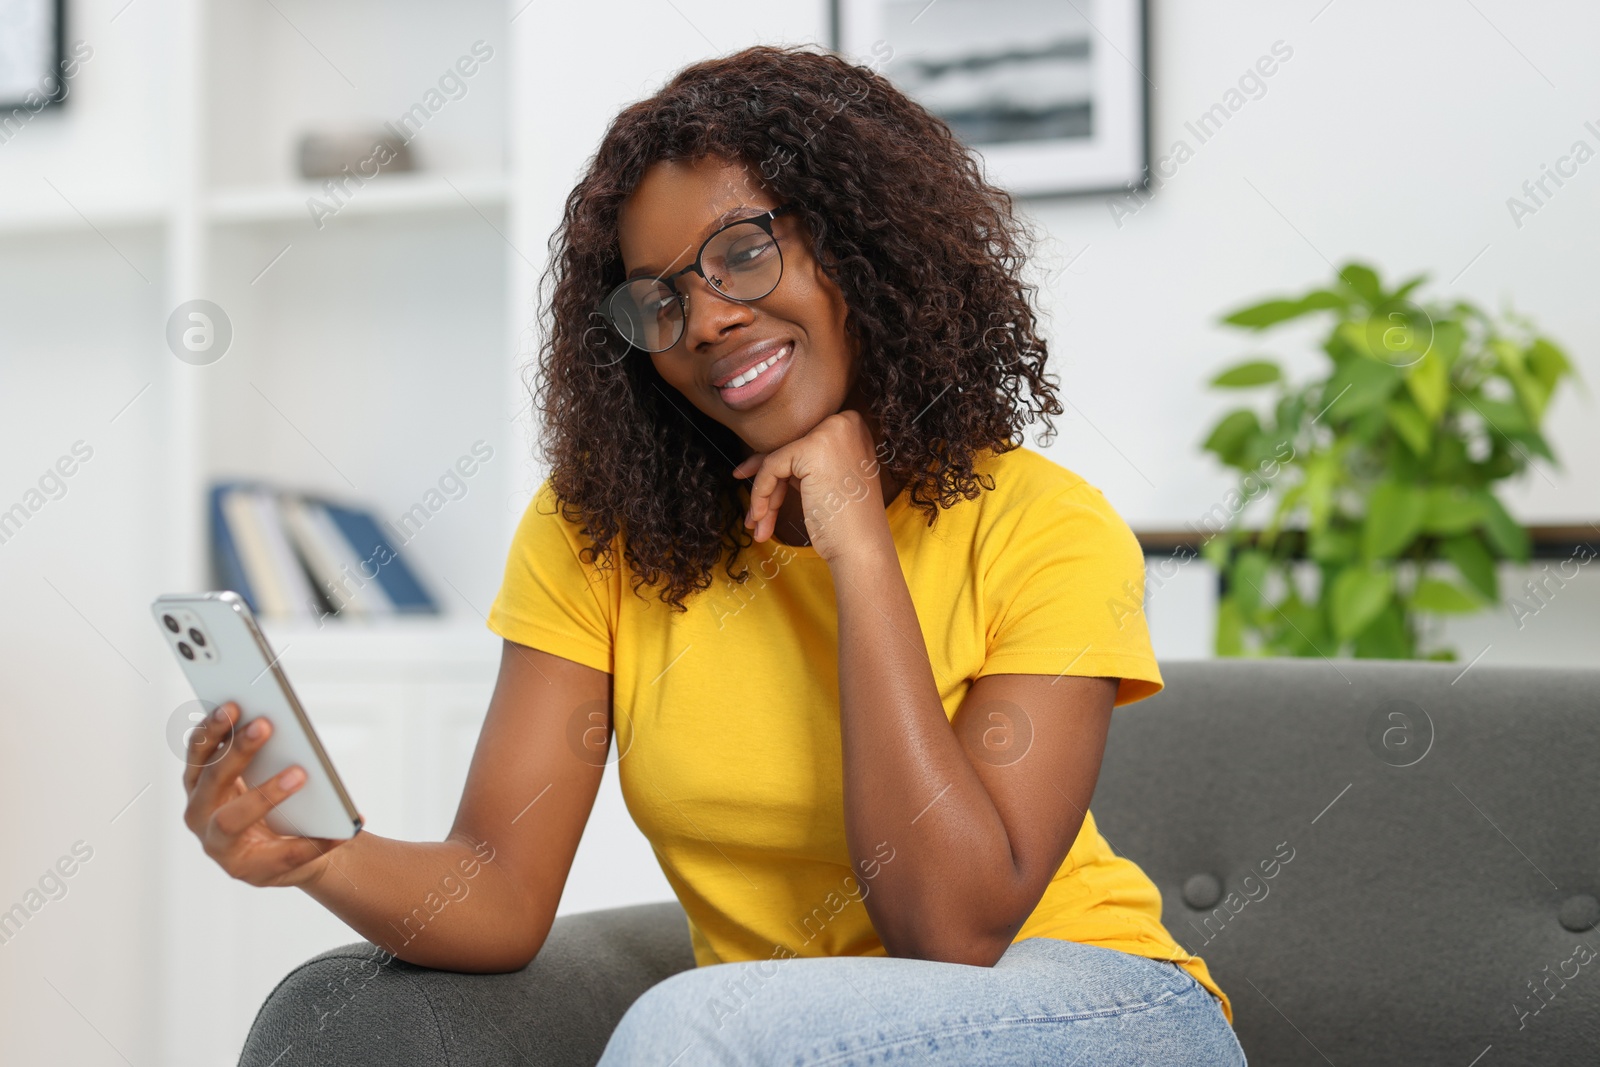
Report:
1092,659,1600,1066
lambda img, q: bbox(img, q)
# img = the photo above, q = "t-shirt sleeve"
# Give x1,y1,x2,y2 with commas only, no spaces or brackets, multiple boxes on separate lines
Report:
975,478,1163,706
486,481,616,674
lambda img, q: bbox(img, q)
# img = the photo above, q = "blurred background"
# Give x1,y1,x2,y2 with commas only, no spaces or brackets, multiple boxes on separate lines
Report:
0,0,1594,1063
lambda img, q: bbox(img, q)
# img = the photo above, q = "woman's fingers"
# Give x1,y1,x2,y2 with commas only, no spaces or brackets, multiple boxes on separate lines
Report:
757,478,790,542
182,701,238,793
745,450,796,529
209,764,308,837
187,714,274,823
176,702,345,889
201,767,349,886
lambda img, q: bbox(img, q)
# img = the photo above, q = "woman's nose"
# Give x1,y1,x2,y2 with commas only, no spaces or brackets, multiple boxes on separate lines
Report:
680,272,756,345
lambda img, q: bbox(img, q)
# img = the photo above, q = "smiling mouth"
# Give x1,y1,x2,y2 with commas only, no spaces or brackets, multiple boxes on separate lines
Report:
715,342,794,409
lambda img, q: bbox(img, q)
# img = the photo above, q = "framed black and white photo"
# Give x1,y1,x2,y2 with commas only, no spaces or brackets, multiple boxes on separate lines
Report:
0,0,65,112
833,0,1148,198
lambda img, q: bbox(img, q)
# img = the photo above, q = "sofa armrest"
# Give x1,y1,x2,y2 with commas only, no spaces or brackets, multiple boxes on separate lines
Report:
238,900,695,1067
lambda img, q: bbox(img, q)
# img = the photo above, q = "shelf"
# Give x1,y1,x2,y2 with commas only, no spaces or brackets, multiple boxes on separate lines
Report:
0,191,167,237
1135,524,1599,560
258,613,501,670
205,171,510,226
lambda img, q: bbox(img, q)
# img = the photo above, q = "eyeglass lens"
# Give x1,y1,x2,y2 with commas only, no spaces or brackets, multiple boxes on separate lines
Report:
605,219,782,352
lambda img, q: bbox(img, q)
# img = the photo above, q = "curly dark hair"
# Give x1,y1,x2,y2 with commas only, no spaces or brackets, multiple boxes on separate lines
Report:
532,43,1063,611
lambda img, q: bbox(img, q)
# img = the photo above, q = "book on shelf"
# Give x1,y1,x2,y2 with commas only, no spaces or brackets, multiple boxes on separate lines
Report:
210,482,440,620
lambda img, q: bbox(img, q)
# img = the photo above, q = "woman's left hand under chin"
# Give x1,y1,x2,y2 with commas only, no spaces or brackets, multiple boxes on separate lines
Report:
732,409,895,565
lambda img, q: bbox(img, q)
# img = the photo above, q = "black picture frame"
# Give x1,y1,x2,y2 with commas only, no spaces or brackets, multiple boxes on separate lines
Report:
0,0,67,113
830,0,1150,200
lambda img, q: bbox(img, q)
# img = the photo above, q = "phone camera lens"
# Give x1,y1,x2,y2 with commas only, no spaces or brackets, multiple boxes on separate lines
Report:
188,628,207,647
178,641,195,660
163,614,180,633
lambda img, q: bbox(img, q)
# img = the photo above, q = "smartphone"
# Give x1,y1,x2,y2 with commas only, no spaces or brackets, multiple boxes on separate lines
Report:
152,591,362,840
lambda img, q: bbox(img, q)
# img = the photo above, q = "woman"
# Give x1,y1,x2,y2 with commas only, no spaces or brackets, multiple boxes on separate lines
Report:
182,45,1244,1066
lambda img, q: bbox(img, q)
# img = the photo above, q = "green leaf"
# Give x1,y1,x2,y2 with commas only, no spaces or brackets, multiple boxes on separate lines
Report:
1385,397,1432,455
1430,319,1465,369
1484,338,1554,426
1404,350,1449,422
1202,409,1262,465
1410,578,1485,614
1422,487,1487,535
1325,357,1402,419
1338,263,1383,305
1308,526,1357,565
1230,550,1271,611
1342,310,1433,366
1466,395,1532,436
1266,482,1305,539
1223,299,1317,330
1491,337,1527,375
1215,596,1245,656
1362,481,1427,560
1440,534,1499,600
1528,338,1573,394
1507,361,1554,424
1352,600,1412,658
1331,566,1395,643
1301,289,1350,312
1510,430,1556,463
1200,531,1233,568
1474,490,1530,562
1304,453,1339,535
1280,594,1330,657
1336,320,1374,357
1484,342,1548,425
1428,435,1469,482
1389,274,1428,302
1222,289,1347,330
1210,360,1283,388
1349,406,1389,445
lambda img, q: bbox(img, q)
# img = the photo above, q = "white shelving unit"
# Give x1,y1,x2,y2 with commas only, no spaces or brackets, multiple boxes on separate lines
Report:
156,4,530,1061
205,170,510,223
1,2,543,1064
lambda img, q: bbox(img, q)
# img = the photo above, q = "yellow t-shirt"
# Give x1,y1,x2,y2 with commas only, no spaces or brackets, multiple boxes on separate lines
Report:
487,444,1233,1025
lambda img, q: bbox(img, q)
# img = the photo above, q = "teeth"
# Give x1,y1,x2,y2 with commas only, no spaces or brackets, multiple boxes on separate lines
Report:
723,346,788,389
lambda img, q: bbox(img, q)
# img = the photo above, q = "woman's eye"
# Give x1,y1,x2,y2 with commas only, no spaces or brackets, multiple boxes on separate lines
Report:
727,239,776,270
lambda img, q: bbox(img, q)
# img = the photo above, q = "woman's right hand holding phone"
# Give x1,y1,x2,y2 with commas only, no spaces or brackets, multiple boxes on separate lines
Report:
181,702,346,888
171,642,611,972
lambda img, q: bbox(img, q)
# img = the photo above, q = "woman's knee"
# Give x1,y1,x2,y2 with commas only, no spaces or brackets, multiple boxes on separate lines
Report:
604,963,766,1064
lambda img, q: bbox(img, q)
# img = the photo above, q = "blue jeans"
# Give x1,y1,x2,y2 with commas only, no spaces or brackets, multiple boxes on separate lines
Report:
595,937,1247,1066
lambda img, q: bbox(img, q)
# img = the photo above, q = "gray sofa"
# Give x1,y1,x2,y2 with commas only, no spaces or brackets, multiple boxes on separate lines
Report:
239,660,1600,1065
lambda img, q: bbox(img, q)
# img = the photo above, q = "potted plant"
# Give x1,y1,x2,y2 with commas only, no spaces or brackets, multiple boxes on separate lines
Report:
1199,262,1576,659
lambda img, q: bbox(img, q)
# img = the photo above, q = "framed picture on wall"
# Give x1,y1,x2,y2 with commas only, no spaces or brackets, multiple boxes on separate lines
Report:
0,0,65,112
832,0,1149,198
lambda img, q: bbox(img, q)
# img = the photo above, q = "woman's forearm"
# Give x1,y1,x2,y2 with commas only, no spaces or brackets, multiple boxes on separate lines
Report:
299,830,545,971
830,539,1024,964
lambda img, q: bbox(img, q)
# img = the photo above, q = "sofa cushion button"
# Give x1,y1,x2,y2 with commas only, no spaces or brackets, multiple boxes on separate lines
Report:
1183,873,1222,910
1558,894,1599,932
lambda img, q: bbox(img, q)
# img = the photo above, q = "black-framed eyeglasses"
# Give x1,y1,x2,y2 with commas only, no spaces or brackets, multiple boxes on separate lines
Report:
599,203,796,354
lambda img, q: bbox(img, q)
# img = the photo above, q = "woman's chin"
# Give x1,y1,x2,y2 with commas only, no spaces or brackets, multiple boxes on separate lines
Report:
734,404,843,456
